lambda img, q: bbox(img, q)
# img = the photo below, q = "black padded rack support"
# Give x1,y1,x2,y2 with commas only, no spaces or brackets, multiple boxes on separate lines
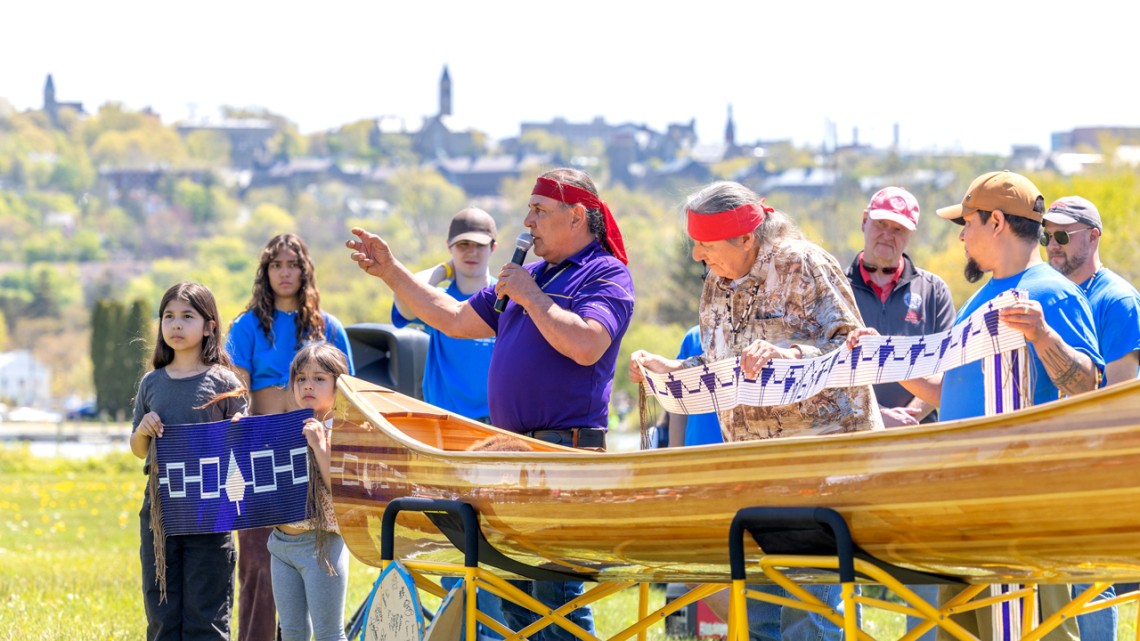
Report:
380,497,594,583
728,506,963,586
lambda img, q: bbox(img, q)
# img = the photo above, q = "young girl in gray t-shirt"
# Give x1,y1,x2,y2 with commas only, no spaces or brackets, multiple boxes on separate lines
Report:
130,282,247,640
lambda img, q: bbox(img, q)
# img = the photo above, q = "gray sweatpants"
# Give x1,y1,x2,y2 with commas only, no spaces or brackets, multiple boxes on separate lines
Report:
267,528,349,641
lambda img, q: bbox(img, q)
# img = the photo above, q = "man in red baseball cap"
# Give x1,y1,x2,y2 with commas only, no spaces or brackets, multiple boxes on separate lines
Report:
845,186,955,430
844,186,956,640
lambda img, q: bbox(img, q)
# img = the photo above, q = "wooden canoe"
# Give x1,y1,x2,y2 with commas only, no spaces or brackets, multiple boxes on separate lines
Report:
329,374,1140,584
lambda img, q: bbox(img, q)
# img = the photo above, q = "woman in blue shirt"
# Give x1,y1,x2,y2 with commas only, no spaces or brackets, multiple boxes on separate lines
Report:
226,233,354,641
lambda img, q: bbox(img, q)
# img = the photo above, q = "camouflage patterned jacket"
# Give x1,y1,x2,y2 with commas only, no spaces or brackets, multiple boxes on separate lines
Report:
690,237,884,441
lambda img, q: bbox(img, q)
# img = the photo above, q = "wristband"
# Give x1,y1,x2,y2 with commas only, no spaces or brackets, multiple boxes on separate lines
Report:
442,263,454,280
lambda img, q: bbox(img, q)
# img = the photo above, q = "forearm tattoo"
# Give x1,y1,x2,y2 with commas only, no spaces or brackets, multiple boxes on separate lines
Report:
1038,341,1096,396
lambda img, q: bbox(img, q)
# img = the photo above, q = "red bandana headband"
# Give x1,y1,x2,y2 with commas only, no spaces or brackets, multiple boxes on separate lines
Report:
687,199,774,242
532,176,628,264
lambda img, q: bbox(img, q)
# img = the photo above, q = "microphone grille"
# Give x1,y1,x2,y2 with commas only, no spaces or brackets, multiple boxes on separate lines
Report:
515,232,534,251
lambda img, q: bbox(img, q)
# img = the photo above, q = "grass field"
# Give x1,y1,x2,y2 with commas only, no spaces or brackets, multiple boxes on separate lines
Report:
0,446,1135,640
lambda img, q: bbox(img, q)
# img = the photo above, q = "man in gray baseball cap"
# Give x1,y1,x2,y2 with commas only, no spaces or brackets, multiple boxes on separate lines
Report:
1043,195,1140,385
1042,194,1136,640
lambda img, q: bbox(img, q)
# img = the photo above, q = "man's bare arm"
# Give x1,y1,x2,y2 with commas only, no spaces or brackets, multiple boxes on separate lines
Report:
905,396,936,420
899,374,942,407
523,295,613,365
349,228,493,339
1104,351,1140,387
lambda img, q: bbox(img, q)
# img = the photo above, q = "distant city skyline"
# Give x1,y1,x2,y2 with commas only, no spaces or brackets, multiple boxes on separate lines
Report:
3,0,1138,155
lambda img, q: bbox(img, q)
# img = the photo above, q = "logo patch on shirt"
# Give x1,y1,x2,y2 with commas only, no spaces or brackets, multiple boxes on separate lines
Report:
584,302,615,320
903,292,924,325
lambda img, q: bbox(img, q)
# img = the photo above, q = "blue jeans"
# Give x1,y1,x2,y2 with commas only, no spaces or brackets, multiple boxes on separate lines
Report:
267,529,349,641
746,584,853,641
441,576,507,640
904,584,939,641
500,580,594,641
1073,583,1117,641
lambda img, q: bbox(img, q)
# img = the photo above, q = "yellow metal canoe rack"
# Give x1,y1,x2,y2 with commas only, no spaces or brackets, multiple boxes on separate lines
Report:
353,499,1137,641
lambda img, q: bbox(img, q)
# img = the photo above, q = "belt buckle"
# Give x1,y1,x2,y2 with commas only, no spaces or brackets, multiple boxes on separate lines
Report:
574,428,605,450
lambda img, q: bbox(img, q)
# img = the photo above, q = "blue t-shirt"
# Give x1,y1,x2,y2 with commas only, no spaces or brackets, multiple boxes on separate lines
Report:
675,326,723,446
1081,267,1140,366
940,263,1103,421
469,241,635,433
227,310,355,391
391,280,495,420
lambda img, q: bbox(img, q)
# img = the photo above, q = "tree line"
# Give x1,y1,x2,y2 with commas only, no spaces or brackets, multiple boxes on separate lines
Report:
3,100,1140,415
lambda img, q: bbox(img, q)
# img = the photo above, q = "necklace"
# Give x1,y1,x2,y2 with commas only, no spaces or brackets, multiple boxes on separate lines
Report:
722,248,774,339
724,282,762,339
1081,267,1102,297
537,262,570,291
513,263,571,317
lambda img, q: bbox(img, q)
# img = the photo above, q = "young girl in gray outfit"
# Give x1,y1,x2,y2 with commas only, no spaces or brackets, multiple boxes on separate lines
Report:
267,343,350,641
131,282,247,641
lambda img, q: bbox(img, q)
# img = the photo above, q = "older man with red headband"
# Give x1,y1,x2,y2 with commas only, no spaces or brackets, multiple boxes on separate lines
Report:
348,167,633,641
630,180,880,641
631,180,881,440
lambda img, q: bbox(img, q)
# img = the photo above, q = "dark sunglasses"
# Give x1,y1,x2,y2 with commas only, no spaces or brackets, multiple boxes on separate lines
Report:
863,263,899,274
1040,228,1092,247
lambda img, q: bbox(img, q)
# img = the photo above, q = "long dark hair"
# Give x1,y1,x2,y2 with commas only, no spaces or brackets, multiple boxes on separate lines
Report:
241,233,326,346
151,282,232,370
290,342,350,573
148,281,235,600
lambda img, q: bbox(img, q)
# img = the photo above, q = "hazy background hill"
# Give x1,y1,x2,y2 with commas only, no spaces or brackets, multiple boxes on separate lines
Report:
2,98,1139,419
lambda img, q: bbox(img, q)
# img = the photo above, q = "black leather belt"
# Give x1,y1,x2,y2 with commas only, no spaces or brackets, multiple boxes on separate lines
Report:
525,427,606,449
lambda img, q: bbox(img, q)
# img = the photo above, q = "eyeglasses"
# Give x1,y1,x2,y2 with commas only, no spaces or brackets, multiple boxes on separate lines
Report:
1040,228,1092,247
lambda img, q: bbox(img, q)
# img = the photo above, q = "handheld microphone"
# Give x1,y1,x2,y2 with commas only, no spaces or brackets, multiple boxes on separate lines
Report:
494,232,534,313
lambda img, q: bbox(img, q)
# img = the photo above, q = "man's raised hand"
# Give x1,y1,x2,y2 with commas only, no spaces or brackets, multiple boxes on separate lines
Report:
347,227,397,278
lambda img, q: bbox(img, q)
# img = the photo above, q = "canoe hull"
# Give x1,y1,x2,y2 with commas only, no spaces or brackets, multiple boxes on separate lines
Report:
330,375,1140,583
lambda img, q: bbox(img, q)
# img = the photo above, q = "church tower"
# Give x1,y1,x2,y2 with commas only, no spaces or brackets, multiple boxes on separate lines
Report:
724,103,736,147
44,74,57,118
439,65,452,116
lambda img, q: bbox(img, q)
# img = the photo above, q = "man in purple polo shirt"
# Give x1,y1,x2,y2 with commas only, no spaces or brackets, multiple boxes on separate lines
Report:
348,167,634,641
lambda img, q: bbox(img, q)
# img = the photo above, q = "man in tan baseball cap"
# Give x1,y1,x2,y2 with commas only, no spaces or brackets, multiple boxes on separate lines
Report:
918,170,1103,640
933,170,1047,283
935,169,1046,223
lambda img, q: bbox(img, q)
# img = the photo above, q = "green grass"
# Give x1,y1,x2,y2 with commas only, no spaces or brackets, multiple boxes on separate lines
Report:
0,446,382,640
0,447,1136,640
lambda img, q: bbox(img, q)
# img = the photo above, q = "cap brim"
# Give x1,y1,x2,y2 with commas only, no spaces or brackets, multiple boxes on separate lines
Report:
936,203,969,224
1043,211,1080,225
867,210,917,231
448,232,494,246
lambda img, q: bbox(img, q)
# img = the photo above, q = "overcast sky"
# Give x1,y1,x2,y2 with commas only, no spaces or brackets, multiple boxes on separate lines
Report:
3,0,1135,155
